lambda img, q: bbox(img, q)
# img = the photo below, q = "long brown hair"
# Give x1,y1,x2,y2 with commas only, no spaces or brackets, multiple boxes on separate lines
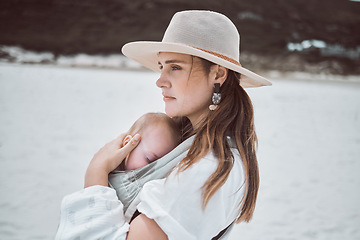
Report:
175,58,259,223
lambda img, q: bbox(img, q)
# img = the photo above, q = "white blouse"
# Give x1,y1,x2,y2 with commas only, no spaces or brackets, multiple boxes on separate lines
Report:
55,149,245,240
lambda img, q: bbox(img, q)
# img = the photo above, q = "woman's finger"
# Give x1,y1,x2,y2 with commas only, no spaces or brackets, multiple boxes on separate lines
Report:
115,133,141,160
113,133,127,148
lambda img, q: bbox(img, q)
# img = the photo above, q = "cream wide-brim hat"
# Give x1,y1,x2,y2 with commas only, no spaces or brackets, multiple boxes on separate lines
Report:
122,10,272,88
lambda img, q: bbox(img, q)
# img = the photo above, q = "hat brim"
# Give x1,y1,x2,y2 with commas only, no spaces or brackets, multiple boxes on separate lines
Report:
122,41,272,88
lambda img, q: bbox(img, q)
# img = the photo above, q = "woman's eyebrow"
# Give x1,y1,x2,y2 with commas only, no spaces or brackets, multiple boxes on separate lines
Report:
158,60,187,65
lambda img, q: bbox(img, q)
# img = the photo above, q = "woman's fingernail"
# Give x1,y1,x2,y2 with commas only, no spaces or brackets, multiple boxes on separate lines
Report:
133,134,140,141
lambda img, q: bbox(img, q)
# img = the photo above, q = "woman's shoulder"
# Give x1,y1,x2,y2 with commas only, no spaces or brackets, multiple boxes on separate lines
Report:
174,147,245,191
141,147,244,195
137,147,245,239
202,146,243,171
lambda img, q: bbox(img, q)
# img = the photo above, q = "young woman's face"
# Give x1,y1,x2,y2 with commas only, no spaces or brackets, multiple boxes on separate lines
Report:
156,52,213,127
124,124,177,171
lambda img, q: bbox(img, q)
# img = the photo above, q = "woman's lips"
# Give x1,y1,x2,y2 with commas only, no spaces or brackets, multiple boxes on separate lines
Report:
163,94,175,101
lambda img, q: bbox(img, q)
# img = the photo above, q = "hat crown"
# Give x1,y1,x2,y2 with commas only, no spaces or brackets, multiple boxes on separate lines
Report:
121,10,272,87
162,10,240,62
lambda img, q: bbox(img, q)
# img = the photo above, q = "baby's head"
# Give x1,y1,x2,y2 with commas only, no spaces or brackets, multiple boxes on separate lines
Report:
123,112,181,170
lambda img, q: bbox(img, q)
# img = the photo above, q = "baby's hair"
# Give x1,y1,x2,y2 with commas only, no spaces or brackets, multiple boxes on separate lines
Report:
128,112,182,145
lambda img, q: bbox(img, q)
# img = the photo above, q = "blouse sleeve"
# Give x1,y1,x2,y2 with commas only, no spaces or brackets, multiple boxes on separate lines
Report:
137,150,245,240
55,185,129,240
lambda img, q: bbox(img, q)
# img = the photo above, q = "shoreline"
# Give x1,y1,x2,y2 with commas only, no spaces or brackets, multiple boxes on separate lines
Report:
1,45,360,79
262,70,360,85
0,61,149,73
2,61,360,86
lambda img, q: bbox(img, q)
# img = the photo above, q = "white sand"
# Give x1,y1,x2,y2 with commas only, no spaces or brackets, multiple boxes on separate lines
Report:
0,63,359,239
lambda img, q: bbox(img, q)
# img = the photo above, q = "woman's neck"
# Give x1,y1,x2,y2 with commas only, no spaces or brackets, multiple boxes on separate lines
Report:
188,111,208,131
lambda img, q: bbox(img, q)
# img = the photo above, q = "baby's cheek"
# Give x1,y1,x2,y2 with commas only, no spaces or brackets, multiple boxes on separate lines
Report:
127,159,148,170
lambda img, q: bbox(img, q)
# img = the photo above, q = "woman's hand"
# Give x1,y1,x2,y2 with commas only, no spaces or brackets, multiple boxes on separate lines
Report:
84,133,141,188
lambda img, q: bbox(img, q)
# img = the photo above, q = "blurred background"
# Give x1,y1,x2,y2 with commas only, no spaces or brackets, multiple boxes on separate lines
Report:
0,0,359,74
1,1,360,240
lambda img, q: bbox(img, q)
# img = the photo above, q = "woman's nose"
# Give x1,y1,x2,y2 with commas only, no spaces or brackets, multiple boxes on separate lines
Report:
156,73,170,88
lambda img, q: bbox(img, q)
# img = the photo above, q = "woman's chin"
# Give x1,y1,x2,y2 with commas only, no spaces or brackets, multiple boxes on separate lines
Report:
164,107,178,118
165,112,176,118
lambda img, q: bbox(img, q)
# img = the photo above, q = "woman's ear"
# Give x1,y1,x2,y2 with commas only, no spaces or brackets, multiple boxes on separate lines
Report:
213,65,228,86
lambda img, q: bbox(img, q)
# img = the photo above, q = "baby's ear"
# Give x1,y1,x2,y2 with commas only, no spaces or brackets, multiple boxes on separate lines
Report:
123,135,132,146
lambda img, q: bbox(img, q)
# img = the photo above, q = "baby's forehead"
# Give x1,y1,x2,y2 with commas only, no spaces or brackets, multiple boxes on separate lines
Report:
143,121,172,133
140,122,179,149
143,122,177,137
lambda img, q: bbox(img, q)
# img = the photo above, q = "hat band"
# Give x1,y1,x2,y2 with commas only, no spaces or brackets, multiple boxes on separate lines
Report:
191,46,242,67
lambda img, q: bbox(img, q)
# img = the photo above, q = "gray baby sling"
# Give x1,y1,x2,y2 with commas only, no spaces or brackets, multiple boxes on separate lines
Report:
108,135,194,221
109,135,235,239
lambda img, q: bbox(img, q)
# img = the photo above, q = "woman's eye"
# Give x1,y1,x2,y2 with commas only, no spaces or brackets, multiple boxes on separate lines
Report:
171,65,181,71
158,64,181,71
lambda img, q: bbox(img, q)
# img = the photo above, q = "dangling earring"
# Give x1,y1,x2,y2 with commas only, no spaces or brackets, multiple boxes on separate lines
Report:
209,83,221,111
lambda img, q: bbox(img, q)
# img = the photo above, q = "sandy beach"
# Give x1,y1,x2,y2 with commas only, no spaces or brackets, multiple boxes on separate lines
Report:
0,63,359,239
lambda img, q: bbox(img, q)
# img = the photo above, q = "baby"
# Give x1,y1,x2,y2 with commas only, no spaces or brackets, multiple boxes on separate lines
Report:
109,112,187,218
117,112,182,171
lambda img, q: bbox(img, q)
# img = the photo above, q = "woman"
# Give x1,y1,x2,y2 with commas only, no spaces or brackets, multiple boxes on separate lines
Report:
55,10,271,240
